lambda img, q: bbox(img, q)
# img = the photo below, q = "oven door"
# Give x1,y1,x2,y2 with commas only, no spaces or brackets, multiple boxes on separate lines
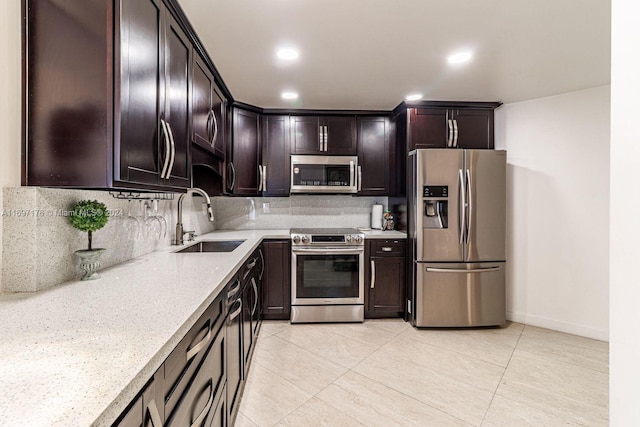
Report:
291,247,364,305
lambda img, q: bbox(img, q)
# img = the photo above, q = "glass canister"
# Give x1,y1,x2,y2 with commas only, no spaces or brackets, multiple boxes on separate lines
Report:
383,210,395,231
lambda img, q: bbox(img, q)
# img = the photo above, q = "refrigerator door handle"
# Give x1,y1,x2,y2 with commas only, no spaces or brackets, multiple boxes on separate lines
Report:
465,168,473,244
458,169,466,244
425,266,501,273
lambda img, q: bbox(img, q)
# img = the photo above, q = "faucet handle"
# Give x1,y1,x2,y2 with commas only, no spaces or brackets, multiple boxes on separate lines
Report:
185,230,196,241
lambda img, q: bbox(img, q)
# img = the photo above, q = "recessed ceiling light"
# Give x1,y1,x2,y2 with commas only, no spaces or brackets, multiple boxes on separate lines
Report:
281,91,299,100
448,51,473,64
406,94,423,101
276,47,299,60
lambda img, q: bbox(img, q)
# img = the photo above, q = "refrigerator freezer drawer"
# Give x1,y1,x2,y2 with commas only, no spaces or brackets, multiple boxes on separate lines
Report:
415,262,505,327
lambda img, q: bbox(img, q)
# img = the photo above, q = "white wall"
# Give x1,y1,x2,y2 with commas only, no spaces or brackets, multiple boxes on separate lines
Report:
495,85,610,341
0,0,23,292
610,0,640,424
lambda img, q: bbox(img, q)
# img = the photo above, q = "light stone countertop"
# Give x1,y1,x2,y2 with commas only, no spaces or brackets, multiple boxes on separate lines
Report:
0,229,288,427
0,228,405,427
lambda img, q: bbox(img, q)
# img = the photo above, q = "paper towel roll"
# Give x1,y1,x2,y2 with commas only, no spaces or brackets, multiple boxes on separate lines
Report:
371,204,383,230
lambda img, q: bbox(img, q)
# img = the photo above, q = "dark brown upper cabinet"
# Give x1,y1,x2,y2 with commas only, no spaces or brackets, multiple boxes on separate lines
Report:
25,0,192,191
291,116,357,155
229,107,261,195
191,52,226,159
261,115,291,196
406,105,497,151
357,116,391,196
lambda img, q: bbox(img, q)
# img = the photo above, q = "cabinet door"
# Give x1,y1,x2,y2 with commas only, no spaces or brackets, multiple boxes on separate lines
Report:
226,295,243,423
165,329,225,427
117,0,163,186
366,256,406,318
262,115,291,196
291,116,322,154
162,12,191,189
324,116,357,155
231,108,261,195
452,109,494,149
357,117,389,195
261,240,291,320
192,54,214,152
242,281,254,369
113,370,164,427
408,108,448,150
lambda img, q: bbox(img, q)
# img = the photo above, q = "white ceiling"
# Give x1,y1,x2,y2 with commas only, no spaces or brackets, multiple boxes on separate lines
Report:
179,0,611,110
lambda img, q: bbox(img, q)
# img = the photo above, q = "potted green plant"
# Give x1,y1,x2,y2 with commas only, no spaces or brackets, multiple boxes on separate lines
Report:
68,200,109,280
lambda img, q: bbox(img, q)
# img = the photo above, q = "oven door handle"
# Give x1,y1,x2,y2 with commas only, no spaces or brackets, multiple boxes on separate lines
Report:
292,247,364,254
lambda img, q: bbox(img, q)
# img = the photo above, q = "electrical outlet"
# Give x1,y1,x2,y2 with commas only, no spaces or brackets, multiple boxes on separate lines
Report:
263,202,270,213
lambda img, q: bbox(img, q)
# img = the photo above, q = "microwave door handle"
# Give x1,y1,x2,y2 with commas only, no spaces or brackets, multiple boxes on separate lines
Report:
350,161,355,188
357,165,362,191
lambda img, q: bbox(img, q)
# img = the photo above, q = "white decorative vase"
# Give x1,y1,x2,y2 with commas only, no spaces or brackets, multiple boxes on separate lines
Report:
75,248,106,281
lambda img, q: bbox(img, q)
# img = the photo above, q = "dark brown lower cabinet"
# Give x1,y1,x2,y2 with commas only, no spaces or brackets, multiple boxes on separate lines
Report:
365,239,406,318
165,328,226,426
261,240,291,320
112,370,164,427
226,277,243,425
114,251,266,427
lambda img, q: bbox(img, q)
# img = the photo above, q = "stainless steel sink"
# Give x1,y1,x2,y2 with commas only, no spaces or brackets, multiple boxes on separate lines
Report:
176,240,245,253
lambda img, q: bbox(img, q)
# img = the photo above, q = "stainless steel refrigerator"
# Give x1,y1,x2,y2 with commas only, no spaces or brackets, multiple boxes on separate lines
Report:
408,149,506,327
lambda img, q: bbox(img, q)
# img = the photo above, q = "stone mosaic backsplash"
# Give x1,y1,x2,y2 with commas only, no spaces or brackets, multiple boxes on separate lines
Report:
0,188,387,293
213,195,388,230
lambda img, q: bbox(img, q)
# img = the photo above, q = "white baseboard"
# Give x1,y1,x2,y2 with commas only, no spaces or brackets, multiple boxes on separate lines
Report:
506,311,609,342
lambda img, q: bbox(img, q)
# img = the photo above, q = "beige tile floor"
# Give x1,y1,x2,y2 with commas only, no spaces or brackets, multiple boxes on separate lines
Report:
236,320,608,427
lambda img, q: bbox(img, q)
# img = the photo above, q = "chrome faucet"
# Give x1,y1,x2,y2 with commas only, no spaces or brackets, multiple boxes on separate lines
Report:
174,188,215,245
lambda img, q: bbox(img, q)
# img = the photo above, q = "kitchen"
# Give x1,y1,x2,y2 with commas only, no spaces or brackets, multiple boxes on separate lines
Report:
0,0,635,426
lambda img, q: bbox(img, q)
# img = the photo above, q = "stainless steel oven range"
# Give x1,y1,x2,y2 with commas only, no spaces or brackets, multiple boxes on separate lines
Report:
290,228,365,323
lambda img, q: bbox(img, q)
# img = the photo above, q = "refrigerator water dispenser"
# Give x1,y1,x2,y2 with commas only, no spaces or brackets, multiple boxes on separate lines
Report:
424,200,448,229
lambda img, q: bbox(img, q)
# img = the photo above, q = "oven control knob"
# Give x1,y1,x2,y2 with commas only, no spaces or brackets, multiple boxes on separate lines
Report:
301,235,310,244
292,235,301,244
354,235,363,243
346,235,352,242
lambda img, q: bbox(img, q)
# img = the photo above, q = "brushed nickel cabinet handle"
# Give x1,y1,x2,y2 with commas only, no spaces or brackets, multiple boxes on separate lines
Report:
370,260,376,289
381,247,393,252
165,121,176,179
229,299,242,321
190,379,214,427
186,323,212,361
251,277,258,315
211,109,218,146
160,119,171,179
453,119,459,147
447,119,454,147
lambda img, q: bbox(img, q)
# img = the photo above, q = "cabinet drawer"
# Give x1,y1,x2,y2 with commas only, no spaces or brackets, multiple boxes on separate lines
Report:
164,292,224,416
371,240,406,257
166,327,226,426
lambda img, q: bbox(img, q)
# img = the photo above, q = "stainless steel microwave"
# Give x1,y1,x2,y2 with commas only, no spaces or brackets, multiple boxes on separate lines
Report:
290,155,358,194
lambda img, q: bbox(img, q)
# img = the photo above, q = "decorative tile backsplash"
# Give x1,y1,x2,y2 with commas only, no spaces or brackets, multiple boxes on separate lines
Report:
214,195,388,230
1,187,215,293
1,188,387,293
